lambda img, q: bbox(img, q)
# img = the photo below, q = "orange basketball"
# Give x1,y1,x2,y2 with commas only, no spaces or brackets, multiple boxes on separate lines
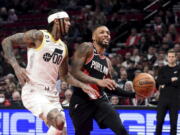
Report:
133,73,155,98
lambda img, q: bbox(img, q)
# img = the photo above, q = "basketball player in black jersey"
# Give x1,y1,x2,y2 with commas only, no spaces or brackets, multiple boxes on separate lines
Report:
70,26,137,135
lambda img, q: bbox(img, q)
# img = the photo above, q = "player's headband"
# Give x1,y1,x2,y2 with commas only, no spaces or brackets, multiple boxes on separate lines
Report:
47,11,69,24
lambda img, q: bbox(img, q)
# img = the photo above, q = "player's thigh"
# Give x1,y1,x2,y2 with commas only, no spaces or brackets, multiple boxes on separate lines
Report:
22,85,65,125
69,102,94,131
95,101,121,127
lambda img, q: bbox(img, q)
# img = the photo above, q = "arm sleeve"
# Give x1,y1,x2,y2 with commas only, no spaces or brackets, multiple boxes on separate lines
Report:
104,86,136,98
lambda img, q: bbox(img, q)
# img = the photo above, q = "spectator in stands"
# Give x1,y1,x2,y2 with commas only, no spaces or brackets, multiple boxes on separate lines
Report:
0,7,8,24
7,8,18,23
119,81,137,105
62,88,73,107
174,43,180,64
134,69,142,77
143,65,150,73
163,32,174,49
139,36,150,53
153,16,165,34
126,28,141,47
130,48,140,65
0,91,11,107
153,16,166,44
174,43,180,52
117,70,128,89
59,81,69,102
154,51,167,67
146,46,157,65
168,24,179,43
93,7,107,26
110,95,119,105
122,52,133,69
108,54,123,79
4,74,17,99
11,90,23,108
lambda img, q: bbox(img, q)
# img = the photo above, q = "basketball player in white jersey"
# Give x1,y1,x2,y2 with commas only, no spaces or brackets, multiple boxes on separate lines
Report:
1,10,99,135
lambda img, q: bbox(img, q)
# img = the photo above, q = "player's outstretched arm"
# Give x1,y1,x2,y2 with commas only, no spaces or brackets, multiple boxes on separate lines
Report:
1,30,43,86
71,42,116,90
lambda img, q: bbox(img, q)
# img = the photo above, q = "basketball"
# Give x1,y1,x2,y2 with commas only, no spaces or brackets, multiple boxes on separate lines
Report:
133,73,155,98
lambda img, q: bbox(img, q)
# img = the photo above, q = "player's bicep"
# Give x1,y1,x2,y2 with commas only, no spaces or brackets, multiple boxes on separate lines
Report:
24,30,43,45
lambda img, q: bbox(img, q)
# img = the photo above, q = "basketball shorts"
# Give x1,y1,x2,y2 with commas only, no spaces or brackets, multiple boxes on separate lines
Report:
69,95,118,131
21,83,66,127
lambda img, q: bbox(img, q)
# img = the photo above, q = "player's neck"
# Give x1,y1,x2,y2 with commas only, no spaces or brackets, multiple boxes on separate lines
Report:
93,43,105,55
51,29,61,41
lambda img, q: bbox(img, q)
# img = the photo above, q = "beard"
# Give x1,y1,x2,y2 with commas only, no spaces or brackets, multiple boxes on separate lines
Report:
97,40,109,48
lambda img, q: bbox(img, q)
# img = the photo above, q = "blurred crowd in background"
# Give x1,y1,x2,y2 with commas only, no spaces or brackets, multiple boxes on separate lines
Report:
0,0,180,108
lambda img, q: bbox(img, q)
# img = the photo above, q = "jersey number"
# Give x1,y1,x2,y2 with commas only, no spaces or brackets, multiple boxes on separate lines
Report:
43,48,63,65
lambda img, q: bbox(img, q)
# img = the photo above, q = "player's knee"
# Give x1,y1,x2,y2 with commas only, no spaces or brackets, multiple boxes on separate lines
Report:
47,109,65,131
55,114,65,130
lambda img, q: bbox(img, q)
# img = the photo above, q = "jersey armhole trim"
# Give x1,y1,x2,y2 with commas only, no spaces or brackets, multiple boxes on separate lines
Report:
35,30,45,51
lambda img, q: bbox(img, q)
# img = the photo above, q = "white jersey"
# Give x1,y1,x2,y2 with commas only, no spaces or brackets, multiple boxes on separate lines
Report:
26,30,67,89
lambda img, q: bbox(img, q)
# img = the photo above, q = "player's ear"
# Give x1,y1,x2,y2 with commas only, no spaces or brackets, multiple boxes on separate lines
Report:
92,34,96,42
54,19,59,24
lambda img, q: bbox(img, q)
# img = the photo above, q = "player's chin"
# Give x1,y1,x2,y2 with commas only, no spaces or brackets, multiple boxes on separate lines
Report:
102,43,109,48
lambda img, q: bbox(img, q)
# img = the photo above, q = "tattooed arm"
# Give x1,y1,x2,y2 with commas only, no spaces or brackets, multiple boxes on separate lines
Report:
71,42,116,90
1,30,43,66
59,48,99,98
1,30,43,86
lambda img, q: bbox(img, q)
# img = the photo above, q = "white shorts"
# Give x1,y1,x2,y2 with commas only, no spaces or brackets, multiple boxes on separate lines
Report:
21,83,66,127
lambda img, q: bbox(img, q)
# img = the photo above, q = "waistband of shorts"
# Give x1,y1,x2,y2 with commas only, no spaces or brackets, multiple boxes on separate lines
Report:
24,82,56,90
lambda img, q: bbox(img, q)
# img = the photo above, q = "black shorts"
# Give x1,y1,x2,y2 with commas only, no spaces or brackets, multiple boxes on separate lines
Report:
69,94,120,131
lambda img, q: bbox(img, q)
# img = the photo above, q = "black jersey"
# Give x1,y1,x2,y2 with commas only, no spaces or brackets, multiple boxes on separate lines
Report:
157,64,180,99
73,48,109,100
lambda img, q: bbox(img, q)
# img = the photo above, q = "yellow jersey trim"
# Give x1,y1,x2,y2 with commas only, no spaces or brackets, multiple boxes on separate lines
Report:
49,32,60,43
59,39,68,57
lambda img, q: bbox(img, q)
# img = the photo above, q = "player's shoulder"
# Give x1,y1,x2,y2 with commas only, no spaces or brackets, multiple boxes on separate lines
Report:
25,29,43,39
79,42,93,49
77,42,94,53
